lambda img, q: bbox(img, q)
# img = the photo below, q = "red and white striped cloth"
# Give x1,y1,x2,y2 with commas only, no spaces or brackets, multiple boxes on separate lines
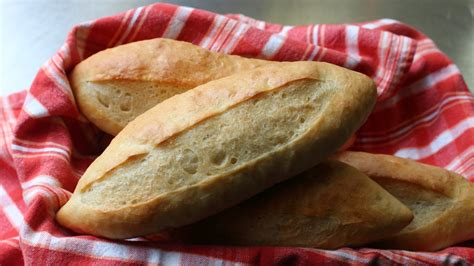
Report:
1,3,473,265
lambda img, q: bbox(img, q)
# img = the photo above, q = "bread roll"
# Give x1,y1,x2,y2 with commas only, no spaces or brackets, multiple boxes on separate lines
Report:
70,38,270,135
57,61,377,239
334,151,474,251
163,160,413,248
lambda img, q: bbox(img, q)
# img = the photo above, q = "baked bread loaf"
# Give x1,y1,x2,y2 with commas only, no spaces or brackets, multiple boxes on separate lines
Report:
334,151,474,251
70,38,270,135
57,61,377,239
164,160,413,248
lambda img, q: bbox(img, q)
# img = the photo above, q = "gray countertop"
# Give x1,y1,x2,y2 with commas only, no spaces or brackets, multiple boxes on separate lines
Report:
1,0,472,95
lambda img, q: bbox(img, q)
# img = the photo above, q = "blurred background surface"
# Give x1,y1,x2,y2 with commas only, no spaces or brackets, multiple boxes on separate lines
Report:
1,0,472,95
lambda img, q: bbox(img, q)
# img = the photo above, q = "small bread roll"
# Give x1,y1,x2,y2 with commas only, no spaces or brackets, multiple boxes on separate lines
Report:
164,160,413,249
70,38,270,135
334,151,474,251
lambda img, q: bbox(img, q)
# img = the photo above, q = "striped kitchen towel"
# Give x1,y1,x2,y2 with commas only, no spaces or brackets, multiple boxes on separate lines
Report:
0,3,473,265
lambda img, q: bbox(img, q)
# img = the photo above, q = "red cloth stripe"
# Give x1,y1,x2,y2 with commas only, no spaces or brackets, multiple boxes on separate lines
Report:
178,9,217,45
232,27,272,58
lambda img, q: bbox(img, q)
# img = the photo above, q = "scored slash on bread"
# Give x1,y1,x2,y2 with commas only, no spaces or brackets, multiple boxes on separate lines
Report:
57,61,377,239
163,160,413,249
334,151,474,251
70,38,271,135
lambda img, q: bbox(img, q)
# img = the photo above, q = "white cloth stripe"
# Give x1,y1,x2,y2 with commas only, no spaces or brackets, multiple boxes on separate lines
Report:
51,53,63,71
457,156,474,171
306,46,319,61
44,57,69,90
362,18,398,29
75,21,93,60
127,5,152,42
14,138,69,151
344,56,360,69
23,190,41,206
383,37,412,96
413,47,440,61
3,205,23,229
211,19,237,51
279,25,293,36
26,188,57,214
380,34,398,90
344,25,361,68
145,249,161,265
378,250,414,264
213,259,224,266
416,38,434,47
21,175,61,190
92,241,134,260
58,44,71,68
416,41,435,50
12,153,69,164
323,250,371,263
454,157,474,178
305,25,320,61
160,251,182,265
445,148,474,172
1,95,14,123
312,25,319,45
43,62,73,99
162,6,193,39
11,144,69,157
200,15,226,48
395,117,474,160
106,10,132,48
115,7,143,46
261,34,285,58
23,93,49,118
22,188,53,208
1,238,20,248
378,64,459,110
394,250,452,264
1,97,15,159
404,64,458,91
221,24,249,54
374,31,390,86
0,186,23,230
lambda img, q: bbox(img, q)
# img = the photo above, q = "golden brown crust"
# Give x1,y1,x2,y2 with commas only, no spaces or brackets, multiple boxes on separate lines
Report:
69,38,270,135
333,151,474,251
72,38,268,85
57,62,377,239
164,160,413,249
